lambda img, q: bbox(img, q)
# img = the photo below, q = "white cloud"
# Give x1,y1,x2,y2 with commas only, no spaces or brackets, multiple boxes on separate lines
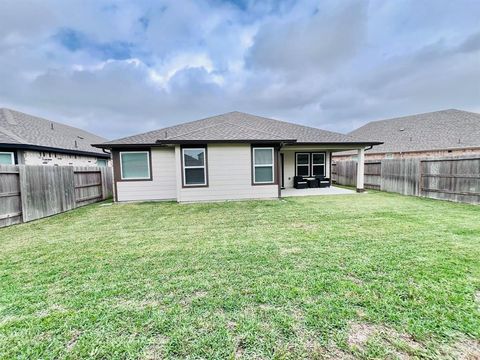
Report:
0,0,479,140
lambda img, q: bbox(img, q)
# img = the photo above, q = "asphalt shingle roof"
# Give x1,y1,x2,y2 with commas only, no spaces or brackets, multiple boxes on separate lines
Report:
341,109,480,155
99,111,374,146
0,108,108,156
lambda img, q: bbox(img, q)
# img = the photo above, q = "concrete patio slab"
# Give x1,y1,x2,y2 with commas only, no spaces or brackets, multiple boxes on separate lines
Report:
281,186,356,197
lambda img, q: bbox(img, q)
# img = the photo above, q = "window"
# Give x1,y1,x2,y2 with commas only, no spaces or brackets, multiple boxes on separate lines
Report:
253,147,275,184
120,151,150,180
0,152,14,165
311,153,325,176
97,158,108,167
182,148,207,186
296,153,310,176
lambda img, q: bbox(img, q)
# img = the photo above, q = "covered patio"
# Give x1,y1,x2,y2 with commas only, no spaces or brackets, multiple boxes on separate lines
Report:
278,145,368,194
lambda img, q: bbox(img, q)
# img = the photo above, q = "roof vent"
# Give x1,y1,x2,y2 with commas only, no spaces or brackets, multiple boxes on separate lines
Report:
51,123,54,130
4,109,18,125
164,131,168,139
458,138,461,144
399,127,405,131
74,140,78,148
77,135,84,140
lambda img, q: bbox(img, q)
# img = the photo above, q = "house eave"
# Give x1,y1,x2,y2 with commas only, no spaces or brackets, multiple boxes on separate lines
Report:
0,143,110,158
94,139,298,149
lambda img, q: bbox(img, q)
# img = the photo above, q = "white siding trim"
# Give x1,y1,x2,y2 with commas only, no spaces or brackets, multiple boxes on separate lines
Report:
117,148,176,201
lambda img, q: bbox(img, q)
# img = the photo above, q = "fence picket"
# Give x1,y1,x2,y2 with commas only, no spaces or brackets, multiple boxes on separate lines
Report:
0,165,113,228
334,156,479,205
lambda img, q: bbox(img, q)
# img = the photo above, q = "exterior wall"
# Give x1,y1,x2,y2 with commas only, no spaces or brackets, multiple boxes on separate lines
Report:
176,144,278,202
21,149,110,167
116,147,176,202
281,149,331,189
333,147,480,161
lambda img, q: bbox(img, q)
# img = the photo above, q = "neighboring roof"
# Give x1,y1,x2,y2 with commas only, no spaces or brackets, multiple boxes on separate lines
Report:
0,108,109,157
337,109,480,156
97,111,380,148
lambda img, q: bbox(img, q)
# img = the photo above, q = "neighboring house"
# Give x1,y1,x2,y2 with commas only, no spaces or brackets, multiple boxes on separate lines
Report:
94,111,381,202
334,109,480,161
0,108,110,166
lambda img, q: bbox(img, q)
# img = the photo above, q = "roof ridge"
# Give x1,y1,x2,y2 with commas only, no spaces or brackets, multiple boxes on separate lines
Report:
239,112,358,140
222,120,287,139
365,108,476,126
166,121,228,140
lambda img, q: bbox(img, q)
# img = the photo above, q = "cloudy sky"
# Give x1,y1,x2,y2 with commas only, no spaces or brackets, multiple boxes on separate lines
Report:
0,0,479,140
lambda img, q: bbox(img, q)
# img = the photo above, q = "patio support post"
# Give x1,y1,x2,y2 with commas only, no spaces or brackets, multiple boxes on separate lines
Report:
356,148,365,192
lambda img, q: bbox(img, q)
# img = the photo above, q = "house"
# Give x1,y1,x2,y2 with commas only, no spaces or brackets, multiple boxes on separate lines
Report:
0,108,110,166
333,109,480,161
94,111,381,202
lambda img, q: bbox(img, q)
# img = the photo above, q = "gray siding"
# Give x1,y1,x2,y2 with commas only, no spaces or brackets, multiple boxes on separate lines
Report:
117,148,176,202
177,144,278,202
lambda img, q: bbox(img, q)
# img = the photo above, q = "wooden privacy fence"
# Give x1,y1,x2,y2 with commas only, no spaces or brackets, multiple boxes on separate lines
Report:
0,165,113,228
332,156,480,205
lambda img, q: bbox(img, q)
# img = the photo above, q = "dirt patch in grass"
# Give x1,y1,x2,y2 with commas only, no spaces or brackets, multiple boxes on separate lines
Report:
346,274,364,286
113,298,162,310
66,330,80,352
36,304,66,318
317,345,356,360
143,335,168,360
180,290,208,306
445,338,480,360
347,322,424,357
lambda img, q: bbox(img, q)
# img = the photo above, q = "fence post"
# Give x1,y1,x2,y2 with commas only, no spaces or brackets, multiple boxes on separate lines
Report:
18,165,28,223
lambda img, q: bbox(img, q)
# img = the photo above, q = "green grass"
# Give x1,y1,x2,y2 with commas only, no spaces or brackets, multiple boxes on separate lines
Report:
1,192,479,359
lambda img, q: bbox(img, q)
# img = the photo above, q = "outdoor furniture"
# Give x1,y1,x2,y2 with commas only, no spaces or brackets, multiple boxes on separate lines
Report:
315,175,331,188
293,176,308,189
306,178,319,188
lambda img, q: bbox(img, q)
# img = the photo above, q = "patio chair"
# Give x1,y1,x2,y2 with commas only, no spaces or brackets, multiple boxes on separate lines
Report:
294,176,308,189
307,178,319,188
315,175,331,188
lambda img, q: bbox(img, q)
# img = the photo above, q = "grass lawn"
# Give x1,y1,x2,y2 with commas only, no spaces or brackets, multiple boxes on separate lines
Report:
1,192,479,359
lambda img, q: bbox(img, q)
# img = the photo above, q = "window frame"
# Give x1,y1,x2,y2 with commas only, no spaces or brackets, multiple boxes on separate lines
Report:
0,151,15,165
295,152,310,177
311,152,326,177
252,147,275,185
119,151,151,180
182,147,208,187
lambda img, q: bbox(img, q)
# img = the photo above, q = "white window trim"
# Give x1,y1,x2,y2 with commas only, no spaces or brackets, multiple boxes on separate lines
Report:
119,151,150,180
0,152,15,165
253,147,275,184
311,152,326,176
296,153,310,177
182,147,207,186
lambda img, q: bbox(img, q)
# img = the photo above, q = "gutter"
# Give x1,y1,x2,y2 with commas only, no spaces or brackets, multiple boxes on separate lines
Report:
0,143,110,158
